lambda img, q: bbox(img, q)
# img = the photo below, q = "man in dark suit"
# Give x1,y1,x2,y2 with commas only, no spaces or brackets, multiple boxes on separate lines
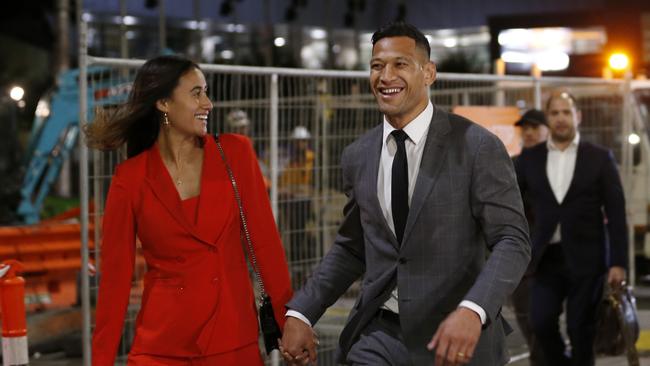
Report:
280,22,531,366
515,92,628,366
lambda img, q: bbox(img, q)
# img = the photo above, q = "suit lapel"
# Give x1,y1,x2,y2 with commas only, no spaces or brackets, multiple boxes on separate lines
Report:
401,108,450,246
364,124,399,250
364,126,400,249
194,137,235,245
562,142,586,203
145,137,233,247
145,145,194,235
536,145,560,205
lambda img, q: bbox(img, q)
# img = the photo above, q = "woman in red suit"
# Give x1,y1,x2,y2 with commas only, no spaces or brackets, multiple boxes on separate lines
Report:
85,55,292,365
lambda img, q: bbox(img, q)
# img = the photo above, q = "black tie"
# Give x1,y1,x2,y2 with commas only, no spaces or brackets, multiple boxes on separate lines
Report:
391,130,409,244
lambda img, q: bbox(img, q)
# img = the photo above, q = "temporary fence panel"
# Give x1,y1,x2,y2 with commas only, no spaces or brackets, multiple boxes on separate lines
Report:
79,56,637,366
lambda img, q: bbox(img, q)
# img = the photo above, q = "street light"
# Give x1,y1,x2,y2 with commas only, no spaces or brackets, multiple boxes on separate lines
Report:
9,86,24,102
608,52,630,71
274,37,286,47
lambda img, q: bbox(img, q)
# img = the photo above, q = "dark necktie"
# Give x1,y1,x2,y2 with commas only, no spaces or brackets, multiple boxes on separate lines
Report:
391,130,409,244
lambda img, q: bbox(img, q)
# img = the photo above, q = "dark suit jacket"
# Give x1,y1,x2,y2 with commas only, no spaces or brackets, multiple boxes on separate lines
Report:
514,141,628,276
92,135,292,365
288,107,531,365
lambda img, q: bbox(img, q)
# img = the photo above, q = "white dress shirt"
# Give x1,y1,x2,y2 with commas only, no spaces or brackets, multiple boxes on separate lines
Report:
546,133,580,243
287,101,486,326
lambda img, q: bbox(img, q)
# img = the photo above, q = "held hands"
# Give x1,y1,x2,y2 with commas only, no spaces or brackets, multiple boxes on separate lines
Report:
279,317,319,366
427,307,482,366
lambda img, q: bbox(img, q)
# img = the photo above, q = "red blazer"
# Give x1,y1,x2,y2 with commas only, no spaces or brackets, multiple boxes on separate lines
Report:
92,134,292,365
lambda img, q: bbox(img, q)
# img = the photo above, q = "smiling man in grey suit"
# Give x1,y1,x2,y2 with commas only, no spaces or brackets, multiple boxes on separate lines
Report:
280,22,531,366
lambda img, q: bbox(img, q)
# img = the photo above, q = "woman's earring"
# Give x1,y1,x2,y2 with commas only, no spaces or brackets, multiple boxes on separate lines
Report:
163,112,170,126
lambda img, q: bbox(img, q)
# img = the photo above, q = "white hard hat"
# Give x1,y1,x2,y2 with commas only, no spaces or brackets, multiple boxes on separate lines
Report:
226,110,250,128
291,126,311,139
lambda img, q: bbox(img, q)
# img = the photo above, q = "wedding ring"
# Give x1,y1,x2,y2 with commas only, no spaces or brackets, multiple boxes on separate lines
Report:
457,352,465,358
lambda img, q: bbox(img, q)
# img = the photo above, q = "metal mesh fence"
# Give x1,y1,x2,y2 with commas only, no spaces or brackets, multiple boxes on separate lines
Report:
81,57,634,365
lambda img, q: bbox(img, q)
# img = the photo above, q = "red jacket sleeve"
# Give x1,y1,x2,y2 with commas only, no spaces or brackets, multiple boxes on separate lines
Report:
236,136,293,327
92,165,136,366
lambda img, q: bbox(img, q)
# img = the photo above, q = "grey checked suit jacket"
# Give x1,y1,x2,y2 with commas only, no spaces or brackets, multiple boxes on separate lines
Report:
287,107,531,365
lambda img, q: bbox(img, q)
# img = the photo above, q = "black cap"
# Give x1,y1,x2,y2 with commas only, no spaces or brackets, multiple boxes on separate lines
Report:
515,109,547,127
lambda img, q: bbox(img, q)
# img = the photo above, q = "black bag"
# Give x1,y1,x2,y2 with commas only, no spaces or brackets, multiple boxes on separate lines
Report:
259,295,283,354
214,134,282,354
594,282,640,366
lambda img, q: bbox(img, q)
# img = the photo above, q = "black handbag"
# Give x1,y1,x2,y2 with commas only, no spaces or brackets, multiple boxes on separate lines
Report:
214,134,283,355
594,281,640,366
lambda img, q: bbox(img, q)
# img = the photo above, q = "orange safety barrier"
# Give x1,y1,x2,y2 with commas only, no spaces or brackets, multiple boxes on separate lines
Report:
0,220,146,311
0,260,29,365
0,222,91,311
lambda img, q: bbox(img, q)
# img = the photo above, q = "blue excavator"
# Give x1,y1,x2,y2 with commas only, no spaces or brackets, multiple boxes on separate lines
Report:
15,67,131,224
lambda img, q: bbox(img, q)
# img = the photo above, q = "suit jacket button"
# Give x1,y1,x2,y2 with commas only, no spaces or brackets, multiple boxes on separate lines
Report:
399,257,407,264
175,256,186,263
208,247,216,252
212,277,219,284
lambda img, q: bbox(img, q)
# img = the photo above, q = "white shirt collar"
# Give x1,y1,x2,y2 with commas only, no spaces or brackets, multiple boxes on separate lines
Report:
382,101,433,146
547,132,580,152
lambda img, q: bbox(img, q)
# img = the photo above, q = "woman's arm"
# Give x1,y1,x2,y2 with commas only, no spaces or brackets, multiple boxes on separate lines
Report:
92,166,137,366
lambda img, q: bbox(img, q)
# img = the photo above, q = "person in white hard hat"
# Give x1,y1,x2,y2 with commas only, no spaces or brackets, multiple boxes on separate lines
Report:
226,109,251,136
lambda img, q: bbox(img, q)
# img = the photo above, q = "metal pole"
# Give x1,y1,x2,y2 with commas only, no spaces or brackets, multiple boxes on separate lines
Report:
622,73,636,286
120,0,128,59
159,0,167,52
494,58,505,107
78,19,92,366
270,74,279,220
533,77,542,110
56,0,70,73
325,0,334,69
462,92,469,106
320,87,330,257
531,52,543,111
621,79,631,196
262,0,273,66
192,0,201,61
56,0,72,198
312,85,322,266
269,75,280,366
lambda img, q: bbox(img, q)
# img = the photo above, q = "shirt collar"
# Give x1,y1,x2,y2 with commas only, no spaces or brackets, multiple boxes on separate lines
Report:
382,101,433,146
547,132,580,152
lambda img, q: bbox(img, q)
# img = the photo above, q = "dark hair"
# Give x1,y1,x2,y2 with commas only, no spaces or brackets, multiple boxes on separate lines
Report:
545,91,579,111
85,55,200,158
371,21,431,59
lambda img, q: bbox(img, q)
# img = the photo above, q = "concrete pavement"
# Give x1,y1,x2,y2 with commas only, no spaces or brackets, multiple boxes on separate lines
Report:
26,286,650,365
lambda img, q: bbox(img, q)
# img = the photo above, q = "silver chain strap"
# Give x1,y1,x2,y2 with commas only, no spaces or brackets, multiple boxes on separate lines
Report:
215,135,267,300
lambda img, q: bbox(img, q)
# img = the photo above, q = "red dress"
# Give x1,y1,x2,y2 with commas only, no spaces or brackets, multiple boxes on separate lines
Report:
92,134,292,365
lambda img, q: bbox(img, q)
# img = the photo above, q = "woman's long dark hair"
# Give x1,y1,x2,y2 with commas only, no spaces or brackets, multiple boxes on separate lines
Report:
85,55,200,158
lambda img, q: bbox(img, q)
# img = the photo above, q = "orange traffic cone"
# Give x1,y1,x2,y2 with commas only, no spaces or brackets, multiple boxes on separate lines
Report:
0,260,28,366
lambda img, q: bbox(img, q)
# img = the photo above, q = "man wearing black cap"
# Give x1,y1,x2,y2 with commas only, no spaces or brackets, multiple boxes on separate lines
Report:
516,109,549,149
511,108,548,366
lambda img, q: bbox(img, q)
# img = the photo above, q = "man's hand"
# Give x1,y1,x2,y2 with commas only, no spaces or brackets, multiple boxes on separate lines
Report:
279,317,319,366
608,266,626,288
427,307,482,366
